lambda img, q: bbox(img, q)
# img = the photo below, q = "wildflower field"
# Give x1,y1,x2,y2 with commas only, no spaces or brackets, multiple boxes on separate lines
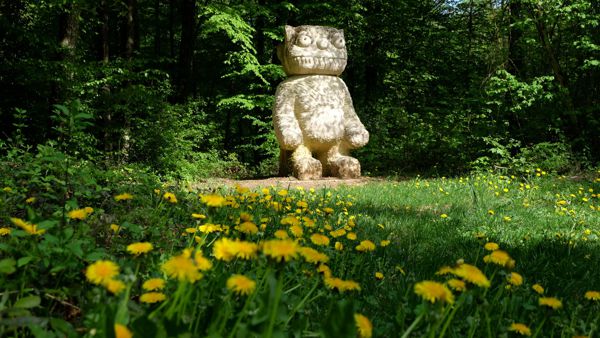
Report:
1,168,599,337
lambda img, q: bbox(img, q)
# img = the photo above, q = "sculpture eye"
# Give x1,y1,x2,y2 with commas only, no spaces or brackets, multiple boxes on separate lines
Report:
296,34,312,47
332,36,345,49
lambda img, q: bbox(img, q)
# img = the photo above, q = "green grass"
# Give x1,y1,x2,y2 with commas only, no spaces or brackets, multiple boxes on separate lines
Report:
1,168,599,337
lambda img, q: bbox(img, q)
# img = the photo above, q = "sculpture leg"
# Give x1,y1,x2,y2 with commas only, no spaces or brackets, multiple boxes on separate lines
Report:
324,145,361,179
279,148,293,176
292,145,322,180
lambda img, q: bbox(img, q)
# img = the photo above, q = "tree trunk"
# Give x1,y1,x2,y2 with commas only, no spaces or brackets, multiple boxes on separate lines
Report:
98,0,110,63
123,0,137,59
169,0,175,59
508,0,524,75
533,20,566,87
154,0,161,56
58,4,79,60
52,3,79,107
179,0,197,99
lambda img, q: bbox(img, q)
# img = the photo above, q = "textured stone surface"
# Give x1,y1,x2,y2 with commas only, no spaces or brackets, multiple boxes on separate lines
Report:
273,25,369,179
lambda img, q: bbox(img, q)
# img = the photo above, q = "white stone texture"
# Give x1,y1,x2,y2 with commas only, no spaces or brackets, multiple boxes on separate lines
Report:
273,25,369,179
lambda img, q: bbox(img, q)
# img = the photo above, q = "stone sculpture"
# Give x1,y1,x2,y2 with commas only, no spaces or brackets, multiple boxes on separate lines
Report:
273,25,369,180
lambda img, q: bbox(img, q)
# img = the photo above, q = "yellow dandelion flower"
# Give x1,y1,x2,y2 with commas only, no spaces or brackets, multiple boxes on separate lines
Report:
354,313,373,338
323,207,334,214
341,282,362,292
440,214,448,219
194,251,213,271
539,297,562,309
192,213,206,219
436,266,454,276
330,228,346,238
200,194,225,207
236,221,258,235
161,251,202,283
507,272,523,286
324,277,361,292
105,279,126,295
262,239,299,262
302,217,316,228
226,274,256,296
281,215,300,226
453,263,490,288
380,240,391,247
509,322,531,336
447,279,466,292
239,212,253,222
67,209,88,220
584,290,600,301
235,241,258,260
126,242,153,255
488,209,495,215
85,260,120,285
414,280,454,304
484,242,499,251
114,193,133,201
213,238,239,262
142,278,166,291
0,227,11,236
356,240,376,252
140,292,166,303
163,192,177,203
483,250,513,268
334,241,344,251
375,272,384,280
274,229,289,239
317,264,332,278
310,233,330,246
277,189,288,197
296,201,308,208
110,224,121,233
347,232,357,240
532,284,544,294
299,247,329,264
114,324,133,338
198,223,222,234
289,224,304,237
25,197,36,204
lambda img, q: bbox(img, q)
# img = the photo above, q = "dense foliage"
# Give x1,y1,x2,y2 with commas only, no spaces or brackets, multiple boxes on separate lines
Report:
1,0,598,178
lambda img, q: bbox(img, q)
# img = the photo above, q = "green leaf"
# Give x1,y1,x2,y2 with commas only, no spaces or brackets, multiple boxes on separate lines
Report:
17,256,34,268
50,317,78,337
0,258,16,274
14,295,41,309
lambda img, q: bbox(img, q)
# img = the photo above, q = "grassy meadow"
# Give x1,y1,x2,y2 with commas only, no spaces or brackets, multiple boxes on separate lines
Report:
1,169,599,337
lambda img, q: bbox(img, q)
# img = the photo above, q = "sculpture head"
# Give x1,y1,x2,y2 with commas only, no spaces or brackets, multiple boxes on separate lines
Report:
277,25,347,76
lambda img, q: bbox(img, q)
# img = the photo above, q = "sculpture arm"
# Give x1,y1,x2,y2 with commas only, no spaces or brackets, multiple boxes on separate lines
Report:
341,81,369,148
273,83,303,150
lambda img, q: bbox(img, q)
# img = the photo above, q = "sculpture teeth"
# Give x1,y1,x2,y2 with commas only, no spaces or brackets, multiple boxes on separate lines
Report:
294,57,344,69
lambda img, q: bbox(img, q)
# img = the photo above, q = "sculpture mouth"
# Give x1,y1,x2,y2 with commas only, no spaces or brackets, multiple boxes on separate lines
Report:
290,56,347,69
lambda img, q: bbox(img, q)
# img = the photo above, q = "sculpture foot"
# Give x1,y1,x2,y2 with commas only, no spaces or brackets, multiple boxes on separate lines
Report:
293,157,322,180
328,156,361,179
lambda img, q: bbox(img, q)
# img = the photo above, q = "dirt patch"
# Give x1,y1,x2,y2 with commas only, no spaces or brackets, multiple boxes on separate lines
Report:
191,176,378,191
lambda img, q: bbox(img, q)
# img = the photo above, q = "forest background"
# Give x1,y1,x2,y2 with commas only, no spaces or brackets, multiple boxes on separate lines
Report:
1,0,599,179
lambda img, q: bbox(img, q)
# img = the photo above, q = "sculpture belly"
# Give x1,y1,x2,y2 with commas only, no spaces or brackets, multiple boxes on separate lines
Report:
298,108,345,146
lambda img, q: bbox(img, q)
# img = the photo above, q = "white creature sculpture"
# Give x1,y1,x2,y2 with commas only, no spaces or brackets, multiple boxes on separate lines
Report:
273,25,369,179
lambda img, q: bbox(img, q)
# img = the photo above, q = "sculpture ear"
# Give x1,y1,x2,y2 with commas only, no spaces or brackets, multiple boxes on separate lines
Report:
338,29,344,38
285,25,295,42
